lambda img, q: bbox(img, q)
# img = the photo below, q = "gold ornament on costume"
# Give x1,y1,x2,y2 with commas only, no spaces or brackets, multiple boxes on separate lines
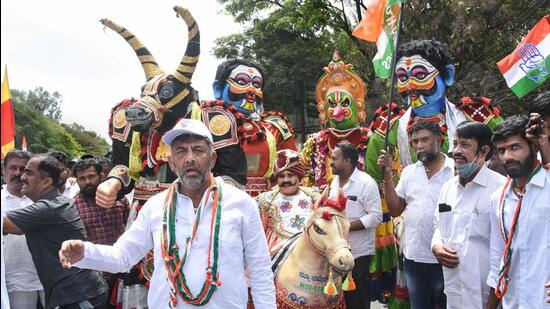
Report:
315,51,368,125
209,114,231,136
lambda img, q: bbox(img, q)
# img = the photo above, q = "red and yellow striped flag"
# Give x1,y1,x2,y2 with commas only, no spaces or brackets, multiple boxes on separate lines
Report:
1,66,16,159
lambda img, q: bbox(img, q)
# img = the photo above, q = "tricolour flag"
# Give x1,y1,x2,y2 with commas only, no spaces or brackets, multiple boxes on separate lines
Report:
497,15,550,98
21,135,28,151
1,66,16,159
352,0,403,79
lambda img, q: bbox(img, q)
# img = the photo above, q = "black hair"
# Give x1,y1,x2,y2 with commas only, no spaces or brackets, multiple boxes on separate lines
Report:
408,121,442,137
215,59,267,88
528,91,550,117
336,143,358,169
456,121,493,161
72,158,102,177
492,115,529,144
48,150,68,167
396,39,453,79
35,155,62,187
3,150,32,167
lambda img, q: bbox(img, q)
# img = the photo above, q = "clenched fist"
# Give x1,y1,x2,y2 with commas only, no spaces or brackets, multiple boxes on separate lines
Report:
96,178,122,208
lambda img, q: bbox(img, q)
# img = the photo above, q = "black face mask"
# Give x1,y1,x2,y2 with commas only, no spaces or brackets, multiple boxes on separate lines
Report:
80,185,97,199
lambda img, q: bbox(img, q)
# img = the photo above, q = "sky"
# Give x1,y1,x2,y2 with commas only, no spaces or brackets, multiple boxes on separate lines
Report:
1,0,243,141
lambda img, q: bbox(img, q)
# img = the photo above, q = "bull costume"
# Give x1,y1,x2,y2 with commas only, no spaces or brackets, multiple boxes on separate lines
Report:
102,7,201,307
191,59,298,196
256,149,320,257
364,39,503,309
301,51,397,304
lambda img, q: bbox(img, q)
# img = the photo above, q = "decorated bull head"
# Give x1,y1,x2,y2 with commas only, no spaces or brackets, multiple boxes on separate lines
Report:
395,39,455,117
316,51,368,130
100,6,200,132
305,188,354,294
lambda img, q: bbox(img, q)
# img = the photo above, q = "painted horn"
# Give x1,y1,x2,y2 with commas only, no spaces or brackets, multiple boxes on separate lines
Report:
100,18,164,81
172,6,200,84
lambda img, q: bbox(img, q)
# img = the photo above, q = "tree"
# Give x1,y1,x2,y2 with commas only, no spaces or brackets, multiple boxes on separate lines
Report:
214,0,549,131
61,122,110,157
12,86,63,121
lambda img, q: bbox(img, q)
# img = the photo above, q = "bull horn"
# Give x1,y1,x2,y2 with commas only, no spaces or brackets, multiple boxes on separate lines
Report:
172,6,200,84
100,19,164,81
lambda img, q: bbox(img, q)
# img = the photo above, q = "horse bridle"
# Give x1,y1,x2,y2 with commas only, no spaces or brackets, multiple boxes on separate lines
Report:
304,208,351,262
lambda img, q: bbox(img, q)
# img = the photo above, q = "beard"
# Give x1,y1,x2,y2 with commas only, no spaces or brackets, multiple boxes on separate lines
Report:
177,163,208,191
503,152,536,179
417,150,438,163
80,185,97,199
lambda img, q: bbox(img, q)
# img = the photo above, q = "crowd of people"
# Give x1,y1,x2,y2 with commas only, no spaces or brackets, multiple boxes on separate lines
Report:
0,91,548,309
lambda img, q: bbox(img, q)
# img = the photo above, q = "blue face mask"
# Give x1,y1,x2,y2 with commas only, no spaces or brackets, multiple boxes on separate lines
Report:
456,153,481,179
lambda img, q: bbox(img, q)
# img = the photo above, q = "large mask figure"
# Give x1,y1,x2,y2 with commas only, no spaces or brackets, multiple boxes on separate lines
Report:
99,7,201,308
365,39,503,182
192,59,297,196
301,52,397,304
213,63,264,116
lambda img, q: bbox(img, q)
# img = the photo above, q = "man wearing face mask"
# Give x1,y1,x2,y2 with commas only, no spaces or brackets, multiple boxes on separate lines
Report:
257,149,320,257
431,121,505,309
378,122,454,309
72,158,130,307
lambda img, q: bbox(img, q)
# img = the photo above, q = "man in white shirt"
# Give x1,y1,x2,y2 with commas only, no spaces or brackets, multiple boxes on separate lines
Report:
330,143,382,309
487,115,550,308
59,119,276,308
378,122,453,308
431,122,505,309
1,150,45,308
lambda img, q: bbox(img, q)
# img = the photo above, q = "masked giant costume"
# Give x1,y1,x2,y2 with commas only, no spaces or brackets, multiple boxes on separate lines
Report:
364,39,503,309
301,51,397,303
103,7,200,307
365,39,503,181
256,149,320,257
191,59,297,196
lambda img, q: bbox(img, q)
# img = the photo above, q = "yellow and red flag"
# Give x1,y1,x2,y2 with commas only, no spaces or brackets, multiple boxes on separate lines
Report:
1,66,16,159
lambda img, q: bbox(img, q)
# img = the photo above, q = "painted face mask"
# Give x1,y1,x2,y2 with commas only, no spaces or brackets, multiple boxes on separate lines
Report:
326,90,359,129
395,55,453,117
316,51,367,130
219,65,264,115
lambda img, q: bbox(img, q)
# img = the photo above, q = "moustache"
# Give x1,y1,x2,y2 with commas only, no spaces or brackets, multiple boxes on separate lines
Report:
504,160,521,169
10,175,22,184
280,181,297,187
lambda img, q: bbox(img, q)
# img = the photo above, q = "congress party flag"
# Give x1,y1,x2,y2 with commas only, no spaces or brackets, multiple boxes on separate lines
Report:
497,15,550,98
352,0,403,79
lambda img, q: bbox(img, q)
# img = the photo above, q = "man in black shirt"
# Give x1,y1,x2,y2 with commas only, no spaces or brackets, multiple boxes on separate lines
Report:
2,154,107,309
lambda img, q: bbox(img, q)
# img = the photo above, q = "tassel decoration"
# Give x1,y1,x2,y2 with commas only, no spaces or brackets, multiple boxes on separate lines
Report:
342,272,356,291
323,270,338,296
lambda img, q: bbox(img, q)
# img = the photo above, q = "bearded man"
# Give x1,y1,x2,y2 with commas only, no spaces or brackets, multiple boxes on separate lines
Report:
72,158,130,308
257,150,320,257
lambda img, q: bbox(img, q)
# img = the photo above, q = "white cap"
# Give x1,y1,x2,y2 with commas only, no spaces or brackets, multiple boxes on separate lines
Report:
162,119,214,146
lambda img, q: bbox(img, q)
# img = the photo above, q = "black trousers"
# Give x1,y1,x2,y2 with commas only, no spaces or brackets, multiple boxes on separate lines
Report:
344,255,372,309
57,292,107,309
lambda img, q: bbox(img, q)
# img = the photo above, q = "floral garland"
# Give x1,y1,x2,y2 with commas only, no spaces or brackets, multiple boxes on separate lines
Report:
161,176,223,307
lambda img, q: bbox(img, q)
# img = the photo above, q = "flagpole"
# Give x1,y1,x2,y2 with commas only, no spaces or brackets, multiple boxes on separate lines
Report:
383,0,405,152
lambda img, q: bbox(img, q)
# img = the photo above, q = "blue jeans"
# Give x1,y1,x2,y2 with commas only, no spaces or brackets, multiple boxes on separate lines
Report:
403,258,446,309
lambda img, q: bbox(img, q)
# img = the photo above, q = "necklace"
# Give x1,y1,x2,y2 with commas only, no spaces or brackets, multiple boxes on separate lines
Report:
161,175,223,307
495,162,541,299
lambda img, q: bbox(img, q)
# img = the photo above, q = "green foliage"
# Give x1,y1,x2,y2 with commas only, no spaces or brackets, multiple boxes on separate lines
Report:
215,0,550,126
12,87,110,158
13,101,83,157
12,87,63,121
61,123,110,157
